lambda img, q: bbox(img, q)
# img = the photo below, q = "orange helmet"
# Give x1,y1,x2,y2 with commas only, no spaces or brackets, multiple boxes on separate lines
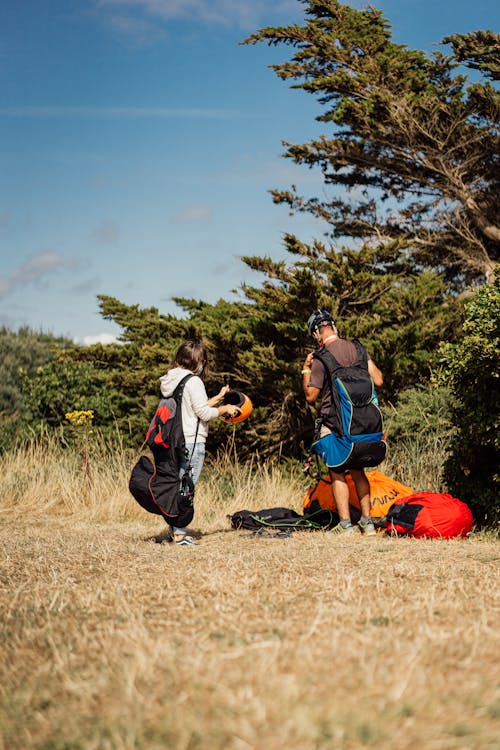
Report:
221,390,253,424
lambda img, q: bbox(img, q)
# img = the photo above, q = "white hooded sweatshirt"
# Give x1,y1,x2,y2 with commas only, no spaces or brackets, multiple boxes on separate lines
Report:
159,367,219,444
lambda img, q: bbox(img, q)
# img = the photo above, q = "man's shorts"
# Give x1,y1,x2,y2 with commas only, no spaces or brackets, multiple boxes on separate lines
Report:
312,432,386,473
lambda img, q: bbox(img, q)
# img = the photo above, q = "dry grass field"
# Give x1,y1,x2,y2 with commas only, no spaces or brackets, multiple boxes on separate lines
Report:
1,441,499,750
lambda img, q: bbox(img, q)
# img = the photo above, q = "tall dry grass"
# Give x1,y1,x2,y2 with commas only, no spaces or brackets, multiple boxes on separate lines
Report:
1,438,498,750
0,431,447,525
380,435,450,495
0,434,318,527
0,432,136,521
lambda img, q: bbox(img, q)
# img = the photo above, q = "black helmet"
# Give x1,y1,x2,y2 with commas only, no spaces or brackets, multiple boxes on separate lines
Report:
307,309,334,336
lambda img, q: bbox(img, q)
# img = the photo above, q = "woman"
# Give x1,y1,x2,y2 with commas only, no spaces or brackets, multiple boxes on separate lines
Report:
159,339,238,545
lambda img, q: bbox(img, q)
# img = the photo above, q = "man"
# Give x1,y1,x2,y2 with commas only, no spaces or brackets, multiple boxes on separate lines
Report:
302,310,386,535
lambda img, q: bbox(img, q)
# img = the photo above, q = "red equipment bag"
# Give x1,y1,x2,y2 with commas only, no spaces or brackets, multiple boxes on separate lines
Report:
386,492,474,538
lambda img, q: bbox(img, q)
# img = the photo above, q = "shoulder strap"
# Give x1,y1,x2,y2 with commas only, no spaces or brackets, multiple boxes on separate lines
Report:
315,342,369,372
172,372,195,400
352,340,369,368
313,347,343,375
172,373,200,467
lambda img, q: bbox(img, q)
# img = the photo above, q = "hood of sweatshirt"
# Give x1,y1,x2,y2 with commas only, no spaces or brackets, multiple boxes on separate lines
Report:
159,367,192,398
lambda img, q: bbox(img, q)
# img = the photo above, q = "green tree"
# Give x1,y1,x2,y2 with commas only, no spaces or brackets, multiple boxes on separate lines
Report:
0,326,71,416
0,327,73,451
241,235,461,398
95,295,267,453
56,296,263,449
72,250,459,461
20,356,131,438
440,273,500,527
16,2,496,468
243,2,499,287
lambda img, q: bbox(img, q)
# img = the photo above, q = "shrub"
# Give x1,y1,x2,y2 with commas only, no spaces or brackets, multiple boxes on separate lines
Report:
439,273,500,527
382,384,455,442
380,385,455,492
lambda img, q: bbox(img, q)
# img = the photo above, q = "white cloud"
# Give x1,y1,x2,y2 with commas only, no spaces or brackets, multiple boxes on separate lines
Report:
174,203,212,224
72,276,102,294
0,252,77,300
92,221,120,244
11,252,72,284
95,0,300,32
77,333,119,346
106,12,166,44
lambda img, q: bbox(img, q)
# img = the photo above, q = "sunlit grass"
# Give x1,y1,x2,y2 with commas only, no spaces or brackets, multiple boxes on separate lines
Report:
0,431,448,524
1,437,497,749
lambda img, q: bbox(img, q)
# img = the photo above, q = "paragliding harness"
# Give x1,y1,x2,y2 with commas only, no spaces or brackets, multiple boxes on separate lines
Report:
228,505,337,534
129,374,199,527
227,456,341,535
311,341,386,470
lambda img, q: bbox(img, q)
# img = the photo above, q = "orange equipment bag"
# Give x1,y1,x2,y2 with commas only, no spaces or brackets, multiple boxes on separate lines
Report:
303,469,414,518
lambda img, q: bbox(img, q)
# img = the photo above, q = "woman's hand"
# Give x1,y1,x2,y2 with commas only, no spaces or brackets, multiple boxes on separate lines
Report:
207,384,231,408
218,404,239,418
217,384,230,401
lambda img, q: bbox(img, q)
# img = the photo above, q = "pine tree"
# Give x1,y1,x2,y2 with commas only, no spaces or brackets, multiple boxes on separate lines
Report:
243,2,499,287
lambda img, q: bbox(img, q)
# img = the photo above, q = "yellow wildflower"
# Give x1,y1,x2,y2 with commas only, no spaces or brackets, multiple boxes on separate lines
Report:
65,410,94,426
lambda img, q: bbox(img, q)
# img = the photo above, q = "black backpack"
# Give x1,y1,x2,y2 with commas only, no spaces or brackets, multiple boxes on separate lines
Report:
313,341,383,440
228,506,336,531
129,374,196,527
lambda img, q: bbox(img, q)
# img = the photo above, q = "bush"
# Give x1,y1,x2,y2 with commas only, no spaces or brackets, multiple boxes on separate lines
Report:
19,359,133,437
439,273,500,527
0,327,73,451
382,384,455,442
380,384,455,493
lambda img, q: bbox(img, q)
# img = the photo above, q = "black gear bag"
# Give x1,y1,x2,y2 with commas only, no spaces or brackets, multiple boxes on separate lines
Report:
228,506,337,531
128,374,196,527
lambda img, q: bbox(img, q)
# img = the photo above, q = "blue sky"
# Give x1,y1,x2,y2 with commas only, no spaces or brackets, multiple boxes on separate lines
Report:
1,0,498,344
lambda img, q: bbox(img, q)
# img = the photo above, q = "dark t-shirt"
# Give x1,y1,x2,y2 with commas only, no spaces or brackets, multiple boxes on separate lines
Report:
309,339,359,418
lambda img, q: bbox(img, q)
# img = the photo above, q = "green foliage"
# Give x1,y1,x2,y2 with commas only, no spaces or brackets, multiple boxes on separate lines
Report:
383,384,455,443
380,382,456,492
97,294,189,346
243,1,499,288
244,238,462,391
236,238,462,455
81,253,461,461
4,2,495,488
19,356,133,443
0,327,73,452
444,30,500,79
439,271,500,526
0,326,71,416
